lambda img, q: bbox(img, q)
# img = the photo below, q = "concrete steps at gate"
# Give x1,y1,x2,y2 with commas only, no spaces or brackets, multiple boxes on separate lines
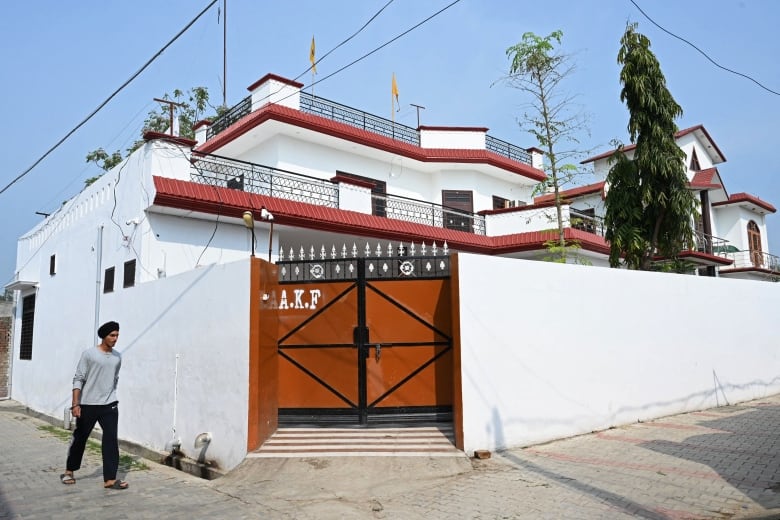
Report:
249,425,463,458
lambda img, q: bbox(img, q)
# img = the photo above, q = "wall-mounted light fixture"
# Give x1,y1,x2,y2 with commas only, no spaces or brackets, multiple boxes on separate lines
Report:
242,210,256,257
259,207,274,262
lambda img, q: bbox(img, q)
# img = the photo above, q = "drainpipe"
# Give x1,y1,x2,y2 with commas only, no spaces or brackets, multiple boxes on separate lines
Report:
93,225,104,333
700,191,716,277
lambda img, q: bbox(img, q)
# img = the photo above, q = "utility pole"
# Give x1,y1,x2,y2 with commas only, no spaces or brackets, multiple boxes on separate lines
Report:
153,98,186,136
410,103,425,128
222,0,227,107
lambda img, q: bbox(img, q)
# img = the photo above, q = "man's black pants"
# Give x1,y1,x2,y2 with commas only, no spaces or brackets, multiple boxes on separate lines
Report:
66,402,119,482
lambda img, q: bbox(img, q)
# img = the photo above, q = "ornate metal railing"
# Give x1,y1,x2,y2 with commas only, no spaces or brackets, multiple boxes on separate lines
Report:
569,209,605,237
206,96,251,140
485,135,532,164
300,92,420,145
189,153,338,207
373,193,487,235
277,241,450,282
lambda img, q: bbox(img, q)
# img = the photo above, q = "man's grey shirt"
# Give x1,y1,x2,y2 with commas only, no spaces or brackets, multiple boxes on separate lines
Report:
72,346,121,405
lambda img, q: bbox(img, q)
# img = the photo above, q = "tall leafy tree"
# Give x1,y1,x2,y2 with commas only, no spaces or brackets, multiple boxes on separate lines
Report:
501,30,591,263
604,23,698,270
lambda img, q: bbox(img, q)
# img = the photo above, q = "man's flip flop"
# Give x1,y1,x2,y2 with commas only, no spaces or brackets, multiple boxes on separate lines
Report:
60,473,76,485
104,480,129,490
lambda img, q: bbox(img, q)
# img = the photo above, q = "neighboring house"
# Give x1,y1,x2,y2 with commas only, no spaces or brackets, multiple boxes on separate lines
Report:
543,125,778,280
5,73,779,471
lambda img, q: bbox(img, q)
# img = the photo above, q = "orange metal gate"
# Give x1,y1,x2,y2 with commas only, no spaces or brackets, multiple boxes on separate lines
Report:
276,253,453,426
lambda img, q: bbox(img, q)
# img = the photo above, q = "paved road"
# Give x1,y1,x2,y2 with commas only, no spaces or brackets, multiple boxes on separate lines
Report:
1,395,779,519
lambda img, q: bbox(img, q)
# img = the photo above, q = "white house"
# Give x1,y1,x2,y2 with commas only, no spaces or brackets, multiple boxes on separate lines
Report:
5,73,779,473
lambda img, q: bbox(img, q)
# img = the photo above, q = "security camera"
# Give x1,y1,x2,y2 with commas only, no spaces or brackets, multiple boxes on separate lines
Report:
260,208,274,221
125,218,140,226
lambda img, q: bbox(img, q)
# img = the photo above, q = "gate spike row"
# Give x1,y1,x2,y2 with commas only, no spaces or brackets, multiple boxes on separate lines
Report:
309,246,315,260
364,243,371,257
342,244,348,258
387,242,393,256
375,243,382,257
421,242,427,255
279,245,284,260
299,246,305,260
352,243,358,257
432,242,438,255
443,241,449,255
331,245,337,259
410,242,416,256
320,245,326,260
289,247,294,260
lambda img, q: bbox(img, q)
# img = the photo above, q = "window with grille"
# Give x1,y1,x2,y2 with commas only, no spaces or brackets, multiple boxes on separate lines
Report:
442,190,474,231
104,267,115,293
19,294,35,360
123,260,136,288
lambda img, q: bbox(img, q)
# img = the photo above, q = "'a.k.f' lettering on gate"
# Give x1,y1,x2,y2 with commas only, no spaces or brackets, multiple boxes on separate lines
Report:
277,288,322,310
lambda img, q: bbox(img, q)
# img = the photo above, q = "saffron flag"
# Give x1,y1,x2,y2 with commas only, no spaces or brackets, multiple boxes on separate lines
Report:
310,36,317,74
392,73,399,109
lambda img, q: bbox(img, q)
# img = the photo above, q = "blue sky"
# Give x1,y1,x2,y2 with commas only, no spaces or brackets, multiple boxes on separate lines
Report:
2,0,779,285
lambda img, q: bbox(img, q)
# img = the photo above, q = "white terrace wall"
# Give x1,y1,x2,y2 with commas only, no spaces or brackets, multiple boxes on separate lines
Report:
454,253,780,456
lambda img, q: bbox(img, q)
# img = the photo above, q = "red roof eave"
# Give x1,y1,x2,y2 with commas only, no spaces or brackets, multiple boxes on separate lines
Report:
152,177,608,255
195,103,546,183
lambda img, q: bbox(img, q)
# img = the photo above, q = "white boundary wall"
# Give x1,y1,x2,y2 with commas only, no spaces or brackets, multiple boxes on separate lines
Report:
12,259,251,471
455,253,780,455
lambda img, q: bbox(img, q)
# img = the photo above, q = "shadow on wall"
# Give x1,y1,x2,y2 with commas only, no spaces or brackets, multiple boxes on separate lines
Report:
640,403,780,510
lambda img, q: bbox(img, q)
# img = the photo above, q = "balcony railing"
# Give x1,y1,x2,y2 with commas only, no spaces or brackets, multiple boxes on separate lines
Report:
687,230,729,255
569,209,605,237
373,193,486,235
717,249,780,273
190,153,339,207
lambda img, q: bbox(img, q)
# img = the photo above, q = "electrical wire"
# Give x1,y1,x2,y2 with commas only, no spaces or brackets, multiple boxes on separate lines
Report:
0,0,219,197
307,0,462,94
294,0,395,82
629,0,780,96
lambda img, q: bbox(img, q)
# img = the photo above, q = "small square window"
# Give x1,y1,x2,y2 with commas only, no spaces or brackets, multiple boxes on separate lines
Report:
49,254,56,276
103,267,115,293
123,260,136,288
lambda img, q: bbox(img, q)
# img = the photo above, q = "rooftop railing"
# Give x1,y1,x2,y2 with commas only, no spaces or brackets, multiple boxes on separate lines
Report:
485,135,532,164
206,96,251,141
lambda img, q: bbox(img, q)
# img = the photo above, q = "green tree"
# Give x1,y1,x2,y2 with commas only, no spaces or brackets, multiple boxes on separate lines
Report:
604,23,698,270
500,30,591,263
85,86,225,180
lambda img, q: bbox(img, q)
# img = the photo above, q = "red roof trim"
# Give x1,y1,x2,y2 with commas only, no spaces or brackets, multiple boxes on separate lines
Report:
194,103,546,182
192,119,212,130
534,181,605,204
331,173,374,189
712,193,776,213
142,131,197,148
419,126,489,132
581,125,726,164
247,73,304,92
152,177,607,255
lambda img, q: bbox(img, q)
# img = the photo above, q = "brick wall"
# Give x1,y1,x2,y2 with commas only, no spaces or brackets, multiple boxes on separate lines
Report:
0,301,13,399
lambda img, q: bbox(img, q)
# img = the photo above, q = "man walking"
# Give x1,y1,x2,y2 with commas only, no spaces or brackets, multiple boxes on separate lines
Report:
61,320,128,489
